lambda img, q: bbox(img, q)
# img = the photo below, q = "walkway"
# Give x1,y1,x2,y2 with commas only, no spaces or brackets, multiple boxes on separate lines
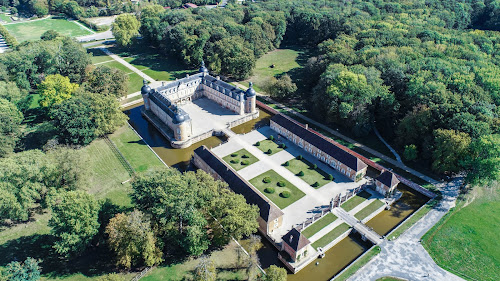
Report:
373,126,402,163
333,208,383,245
77,29,113,42
99,46,156,82
233,82,439,185
347,177,464,281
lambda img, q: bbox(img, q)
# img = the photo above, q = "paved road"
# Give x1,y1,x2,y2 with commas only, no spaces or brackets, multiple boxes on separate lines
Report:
233,82,439,185
77,30,114,42
347,177,464,281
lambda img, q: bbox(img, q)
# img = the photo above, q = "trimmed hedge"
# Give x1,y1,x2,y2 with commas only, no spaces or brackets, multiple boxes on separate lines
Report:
231,153,238,157
297,155,303,160
312,182,319,187
283,161,290,166
262,177,272,183
230,159,239,164
277,181,286,187
241,160,249,165
255,141,260,146
280,191,291,198
267,149,272,154
298,171,305,176
264,187,275,194
311,164,318,169
0,23,18,47
269,135,274,140
242,154,249,158
328,174,334,181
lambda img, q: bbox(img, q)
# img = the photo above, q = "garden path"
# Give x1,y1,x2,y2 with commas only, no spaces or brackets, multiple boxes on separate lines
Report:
99,46,156,83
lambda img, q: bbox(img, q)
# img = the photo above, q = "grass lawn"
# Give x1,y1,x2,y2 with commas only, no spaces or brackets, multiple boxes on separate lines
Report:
302,213,338,238
222,148,259,171
422,191,500,281
341,191,372,212
0,13,12,23
88,48,112,64
255,139,283,155
354,200,385,221
284,158,332,188
5,17,92,42
122,53,194,81
312,223,351,249
109,125,165,173
100,60,131,73
334,246,381,281
249,169,305,209
128,72,145,94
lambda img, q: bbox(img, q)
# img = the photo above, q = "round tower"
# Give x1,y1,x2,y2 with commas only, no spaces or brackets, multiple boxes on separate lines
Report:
141,79,152,110
199,60,208,76
245,82,257,113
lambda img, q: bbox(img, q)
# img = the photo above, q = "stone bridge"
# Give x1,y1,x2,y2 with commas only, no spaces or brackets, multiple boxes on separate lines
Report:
333,207,383,245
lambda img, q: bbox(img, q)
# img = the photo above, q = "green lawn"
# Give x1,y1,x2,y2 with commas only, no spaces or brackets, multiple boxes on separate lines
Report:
249,170,305,209
302,213,337,238
341,191,372,212
222,149,259,171
100,60,131,73
422,192,500,281
88,48,113,64
354,200,385,221
334,246,381,281
0,13,12,23
128,72,145,94
109,125,165,173
5,17,92,42
284,158,332,188
122,53,194,81
255,139,283,155
312,223,351,249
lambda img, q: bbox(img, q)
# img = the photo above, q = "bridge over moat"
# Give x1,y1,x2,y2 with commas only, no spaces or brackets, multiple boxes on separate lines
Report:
333,207,383,245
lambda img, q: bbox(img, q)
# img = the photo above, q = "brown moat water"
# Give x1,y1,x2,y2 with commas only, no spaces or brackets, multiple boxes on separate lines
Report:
124,104,429,280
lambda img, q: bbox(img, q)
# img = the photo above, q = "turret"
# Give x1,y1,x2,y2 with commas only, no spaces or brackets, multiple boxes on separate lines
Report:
199,60,208,76
245,82,257,113
141,79,152,110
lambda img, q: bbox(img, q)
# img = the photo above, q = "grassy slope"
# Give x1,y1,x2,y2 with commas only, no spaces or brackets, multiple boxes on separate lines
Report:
5,18,92,42
249,169,305,209
423,191,500,281
302,213,337,238
222,148,259,171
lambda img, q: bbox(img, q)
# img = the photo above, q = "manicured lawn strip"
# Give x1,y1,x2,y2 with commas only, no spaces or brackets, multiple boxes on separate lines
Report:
388,199,436,240
341,190,372,212
121,53,194,81
120,94,143,105
302,213,337,238
88,48,112,64
312,223,350,249
5,17,92,42
284,158,331,188
422,197,500,281
100,60,131,73
222,148,259,171
109,125,164,173
128,72,144,94
334,246,381,281
255,139,283,155
354,200,385,221
249,170,305,209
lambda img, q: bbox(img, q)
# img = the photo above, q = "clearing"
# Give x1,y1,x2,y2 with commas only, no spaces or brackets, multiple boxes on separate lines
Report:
5,17,92,42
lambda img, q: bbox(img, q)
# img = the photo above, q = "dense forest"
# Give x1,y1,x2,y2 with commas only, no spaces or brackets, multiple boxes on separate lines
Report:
137,0,500,183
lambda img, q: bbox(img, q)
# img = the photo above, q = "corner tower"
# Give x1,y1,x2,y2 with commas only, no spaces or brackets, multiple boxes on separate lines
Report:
141,79,152,110
245,82,257,113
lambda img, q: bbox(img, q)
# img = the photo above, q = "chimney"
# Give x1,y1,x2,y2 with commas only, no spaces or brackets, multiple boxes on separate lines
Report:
305,124,309,130
289,235,293,243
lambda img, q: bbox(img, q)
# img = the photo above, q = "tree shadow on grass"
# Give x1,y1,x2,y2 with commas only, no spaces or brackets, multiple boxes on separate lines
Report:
19,122,57,151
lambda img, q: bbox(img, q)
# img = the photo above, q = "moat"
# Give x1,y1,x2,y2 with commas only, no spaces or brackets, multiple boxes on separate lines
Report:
125,104,429,280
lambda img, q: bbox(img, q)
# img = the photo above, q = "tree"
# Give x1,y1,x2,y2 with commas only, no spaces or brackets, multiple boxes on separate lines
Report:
112,14,140,47
38,74,79,108
0,98,23,157
41,30,59,41
31,0,49,17
464,134,500,185
3,257,40,281
0,81,25,104
106,210,163,268
194,256,216,281
46,146,89,190
48,190,100,257
78,91,128,136
85,65,128,98
51,97,97,145
97,274,123,281
266,75,297,100
265,265,287,281
432,129,471,174
403,144,418,161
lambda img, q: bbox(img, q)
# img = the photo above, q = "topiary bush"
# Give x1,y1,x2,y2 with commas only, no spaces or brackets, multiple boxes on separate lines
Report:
311,164,317,169
297,155,303,160
241,160,249,165
242,154,249,158
269,135,274,141
279,143,286,148
280,191,291,198
255,141,260,146
283,161,290,166
312,182,319,187
230,159,239,164
267,149,272,154
277,181,286,187
298,171,304,176
328,174,334,181
231,153,238,157
263,177,272,183
264,187,275,194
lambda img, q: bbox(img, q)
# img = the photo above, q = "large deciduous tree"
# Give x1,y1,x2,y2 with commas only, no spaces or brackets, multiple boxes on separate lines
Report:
0,98,23,157
2,257,40,281
106,210,163,268
112,14,140,47
464,134,500,185
194,256,216,281
38,74,79,108
265,75,297,100
78,91,128,136
51,96,97,145
85,65,128,98
432,129,471,174
265,265,287,281
48,190,100,257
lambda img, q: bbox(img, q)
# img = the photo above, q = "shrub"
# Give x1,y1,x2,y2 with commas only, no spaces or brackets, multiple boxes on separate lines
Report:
328,174,334,181
231,153,238,157
241,160,249,165
280,191,291,198
277,181,286,187
269,135,274,141
267,149,272,154
230,159,239,164
0,24,18,47
297,155,303,160
283,161,290,166
255,141,260,146
312,182,319,187
242,154,249,158
263,177,272,183
264,187,275,194
298,171,304,176
311,164,317,169
279,143,286,148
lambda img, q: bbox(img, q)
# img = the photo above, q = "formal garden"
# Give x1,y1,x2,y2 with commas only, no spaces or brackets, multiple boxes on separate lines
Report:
5,17,92,42
249,169,305,209
254,135,284,156
301,212,338,239
283,155,333,188
341,190,372,212
222,149,259,171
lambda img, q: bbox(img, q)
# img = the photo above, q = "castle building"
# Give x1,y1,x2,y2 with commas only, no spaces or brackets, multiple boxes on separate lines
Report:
270,114,368,182
141,62,258,148
375,170,400,196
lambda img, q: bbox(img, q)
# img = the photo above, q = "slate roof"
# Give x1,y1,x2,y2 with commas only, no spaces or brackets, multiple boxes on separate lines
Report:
194,146,284,222
149,90,190,124
376,170,400,188
271,114,368,172
282,228,310,252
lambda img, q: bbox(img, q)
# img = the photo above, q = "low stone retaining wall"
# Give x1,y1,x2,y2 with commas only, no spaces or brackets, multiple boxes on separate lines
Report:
360,203,387,225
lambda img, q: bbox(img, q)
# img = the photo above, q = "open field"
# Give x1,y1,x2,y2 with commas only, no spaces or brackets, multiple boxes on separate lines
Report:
341,191,371,212
255,139,283,155
312,223,350,249
109,125,165,173
284,158,332,188
249,169,305,209
222,148,259,170
302,212,337,238
423,189,500,281
5,17,92,42
354,200,385,221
